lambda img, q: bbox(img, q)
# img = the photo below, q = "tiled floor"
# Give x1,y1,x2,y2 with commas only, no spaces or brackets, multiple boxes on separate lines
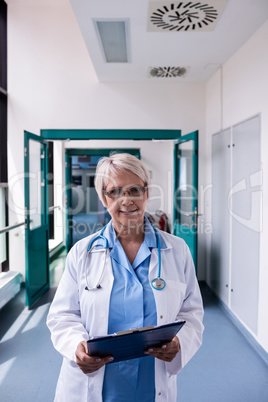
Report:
177,285,268,402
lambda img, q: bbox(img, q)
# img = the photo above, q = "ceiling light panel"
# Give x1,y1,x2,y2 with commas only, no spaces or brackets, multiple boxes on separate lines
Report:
147,0,228,32
94,19,130,63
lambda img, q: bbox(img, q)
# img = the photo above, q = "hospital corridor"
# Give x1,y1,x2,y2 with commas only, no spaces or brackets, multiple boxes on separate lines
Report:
1,0,268,401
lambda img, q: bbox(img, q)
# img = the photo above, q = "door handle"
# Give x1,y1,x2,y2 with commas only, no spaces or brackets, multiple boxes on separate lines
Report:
194,207,202,228
180,208,202,228
181,212,195,217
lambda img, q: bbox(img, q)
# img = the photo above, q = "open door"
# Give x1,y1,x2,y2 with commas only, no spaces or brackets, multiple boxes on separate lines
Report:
173,131,199,270
24,131,49,307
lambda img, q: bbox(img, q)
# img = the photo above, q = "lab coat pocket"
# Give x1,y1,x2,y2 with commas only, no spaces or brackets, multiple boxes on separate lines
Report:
165,280,186,322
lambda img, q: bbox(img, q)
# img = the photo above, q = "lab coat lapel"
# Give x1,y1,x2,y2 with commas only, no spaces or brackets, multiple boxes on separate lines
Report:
83,248,113,337
149,248,169,326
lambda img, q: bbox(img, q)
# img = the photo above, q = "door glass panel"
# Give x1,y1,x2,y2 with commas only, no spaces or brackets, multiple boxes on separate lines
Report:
86,171,98,213
173,131,198,270
72,172,83,213
0,187,6,264
177,140,194,228
29,139,42,230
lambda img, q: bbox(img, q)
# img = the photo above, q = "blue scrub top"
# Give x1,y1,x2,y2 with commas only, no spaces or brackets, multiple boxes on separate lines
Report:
100,218,165,402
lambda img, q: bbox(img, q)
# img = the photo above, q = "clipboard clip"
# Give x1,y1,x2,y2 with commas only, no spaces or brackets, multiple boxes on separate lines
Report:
115,326,155,336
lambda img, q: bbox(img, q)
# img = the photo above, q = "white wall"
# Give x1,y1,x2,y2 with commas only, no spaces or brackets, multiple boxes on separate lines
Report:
7,2,206,280
205,20,268,352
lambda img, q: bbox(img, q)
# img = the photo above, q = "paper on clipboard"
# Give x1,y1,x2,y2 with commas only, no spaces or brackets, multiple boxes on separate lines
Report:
87,321,185,363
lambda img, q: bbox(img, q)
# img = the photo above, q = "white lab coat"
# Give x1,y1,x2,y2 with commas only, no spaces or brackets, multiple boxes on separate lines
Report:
47,229,204,402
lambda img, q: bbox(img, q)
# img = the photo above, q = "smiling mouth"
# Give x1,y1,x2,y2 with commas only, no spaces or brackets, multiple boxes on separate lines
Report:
119,209,138,214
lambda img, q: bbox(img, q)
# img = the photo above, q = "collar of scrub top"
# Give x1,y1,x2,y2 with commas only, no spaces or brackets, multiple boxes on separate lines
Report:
87,218,168,290
143,216,167,250
107,217,167,266
90,217,167,250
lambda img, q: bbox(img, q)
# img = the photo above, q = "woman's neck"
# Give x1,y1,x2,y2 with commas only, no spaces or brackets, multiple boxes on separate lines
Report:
113,221,145,244
113,222,145,265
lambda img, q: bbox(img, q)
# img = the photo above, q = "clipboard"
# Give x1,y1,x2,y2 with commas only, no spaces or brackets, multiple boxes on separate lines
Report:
87,321,185,363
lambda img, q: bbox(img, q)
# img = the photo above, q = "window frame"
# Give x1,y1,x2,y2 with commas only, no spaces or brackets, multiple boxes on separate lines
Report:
0,0,8,272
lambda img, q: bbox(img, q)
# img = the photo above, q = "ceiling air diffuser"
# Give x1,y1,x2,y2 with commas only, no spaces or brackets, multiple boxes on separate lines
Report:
147,0,228,32
148,66,189,78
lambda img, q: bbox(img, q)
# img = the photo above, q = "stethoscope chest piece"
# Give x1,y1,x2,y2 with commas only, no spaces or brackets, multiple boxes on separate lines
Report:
151,277,166,290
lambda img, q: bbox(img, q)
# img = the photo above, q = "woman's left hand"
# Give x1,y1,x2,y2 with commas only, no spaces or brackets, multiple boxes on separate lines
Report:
144,336,180,362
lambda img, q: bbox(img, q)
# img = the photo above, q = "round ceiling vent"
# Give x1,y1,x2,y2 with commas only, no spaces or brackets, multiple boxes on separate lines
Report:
148,0,228,32
148,66,189,78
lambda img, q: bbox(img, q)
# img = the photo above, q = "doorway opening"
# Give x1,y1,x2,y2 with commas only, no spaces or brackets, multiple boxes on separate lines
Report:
65,148,140,248
24,129,201,306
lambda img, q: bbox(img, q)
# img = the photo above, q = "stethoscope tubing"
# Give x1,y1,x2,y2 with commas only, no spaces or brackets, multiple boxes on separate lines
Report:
85,223,165,291
150,225,166,290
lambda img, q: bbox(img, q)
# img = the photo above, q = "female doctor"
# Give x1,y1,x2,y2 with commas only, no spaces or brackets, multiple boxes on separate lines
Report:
47,153,204,402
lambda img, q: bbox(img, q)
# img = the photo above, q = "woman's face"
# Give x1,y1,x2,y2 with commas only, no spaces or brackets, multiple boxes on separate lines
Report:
103,170,148,234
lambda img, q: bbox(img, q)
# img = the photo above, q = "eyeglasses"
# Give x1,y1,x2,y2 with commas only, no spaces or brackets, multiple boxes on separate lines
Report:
103,185,148,199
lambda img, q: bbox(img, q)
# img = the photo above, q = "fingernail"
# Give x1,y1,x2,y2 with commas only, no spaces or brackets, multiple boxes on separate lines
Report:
108,357,114,361
162,344,167,349
96,358,101,362
148,349,153,352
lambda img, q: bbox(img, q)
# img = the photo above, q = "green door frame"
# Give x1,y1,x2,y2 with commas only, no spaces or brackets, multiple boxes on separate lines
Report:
25,129,187,306
41,129,181,141
65,152,72,249
173,131,199,269
24,131,49,307
41,128,182,249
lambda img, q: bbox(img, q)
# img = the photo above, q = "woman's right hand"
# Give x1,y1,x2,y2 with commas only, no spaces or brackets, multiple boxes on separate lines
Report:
75,340,114,374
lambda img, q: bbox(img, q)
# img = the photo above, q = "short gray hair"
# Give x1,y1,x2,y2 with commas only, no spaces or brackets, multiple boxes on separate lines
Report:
95,153,150,205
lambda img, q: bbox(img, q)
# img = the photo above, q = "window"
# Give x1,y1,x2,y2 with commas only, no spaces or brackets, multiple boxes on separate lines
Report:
0,186,8,272
0,0,8,272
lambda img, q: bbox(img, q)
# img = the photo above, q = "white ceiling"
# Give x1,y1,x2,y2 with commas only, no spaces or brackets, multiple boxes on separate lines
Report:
69,0,268,83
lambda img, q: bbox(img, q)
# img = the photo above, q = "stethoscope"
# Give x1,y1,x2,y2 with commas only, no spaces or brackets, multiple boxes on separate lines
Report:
84,224,166,291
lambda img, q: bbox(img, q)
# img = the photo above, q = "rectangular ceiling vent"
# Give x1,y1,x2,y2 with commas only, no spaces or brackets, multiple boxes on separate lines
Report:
147,0,228,32
148,66,189,78
94,19,130,63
